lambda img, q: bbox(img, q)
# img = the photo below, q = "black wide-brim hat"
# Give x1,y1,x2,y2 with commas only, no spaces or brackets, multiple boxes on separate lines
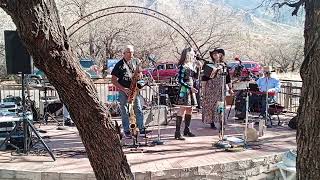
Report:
209,48,225,56
209,49,218,54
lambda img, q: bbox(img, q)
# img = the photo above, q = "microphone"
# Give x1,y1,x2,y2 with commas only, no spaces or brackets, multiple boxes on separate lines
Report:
195,55,209,63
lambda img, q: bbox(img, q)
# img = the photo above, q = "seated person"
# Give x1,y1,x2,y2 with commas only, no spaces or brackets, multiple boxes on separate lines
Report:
235,67,280,119
256,66,280,117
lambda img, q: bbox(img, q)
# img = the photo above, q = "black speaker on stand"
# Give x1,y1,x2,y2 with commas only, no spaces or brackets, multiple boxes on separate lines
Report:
4,30,31,75
1,30,55,161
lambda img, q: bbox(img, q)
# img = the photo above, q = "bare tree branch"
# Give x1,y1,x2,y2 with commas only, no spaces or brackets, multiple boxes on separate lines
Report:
0,0,7,9
168,32,180,56
272,0,306,16
252,0,272,10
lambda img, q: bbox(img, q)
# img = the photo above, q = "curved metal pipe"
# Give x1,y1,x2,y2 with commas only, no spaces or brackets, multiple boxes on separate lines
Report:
69,12,193,48
67,5,201,54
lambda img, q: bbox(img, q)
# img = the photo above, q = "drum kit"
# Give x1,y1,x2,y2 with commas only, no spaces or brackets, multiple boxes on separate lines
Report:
232,77,283,143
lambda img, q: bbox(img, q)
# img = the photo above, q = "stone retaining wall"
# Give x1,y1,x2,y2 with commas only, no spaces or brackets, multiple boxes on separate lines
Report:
0,153,287,180
135,153,285,180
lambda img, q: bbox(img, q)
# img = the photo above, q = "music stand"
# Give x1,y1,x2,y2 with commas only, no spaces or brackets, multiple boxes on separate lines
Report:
147,61,164,145
264,78,273,128
148,84,164,145
0,74,55,161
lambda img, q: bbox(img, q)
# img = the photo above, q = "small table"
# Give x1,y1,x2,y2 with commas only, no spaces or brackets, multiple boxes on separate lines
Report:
276,161,296,180
0,116,21,123
0,116,21,149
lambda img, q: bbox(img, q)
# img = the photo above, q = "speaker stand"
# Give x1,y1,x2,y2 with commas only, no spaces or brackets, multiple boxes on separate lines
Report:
23,74,56,160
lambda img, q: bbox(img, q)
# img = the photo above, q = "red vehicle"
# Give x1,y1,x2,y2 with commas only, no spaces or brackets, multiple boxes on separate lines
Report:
143,63,179,81
227,60,262,78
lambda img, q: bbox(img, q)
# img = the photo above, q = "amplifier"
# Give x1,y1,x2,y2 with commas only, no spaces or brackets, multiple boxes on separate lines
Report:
143,105,168,127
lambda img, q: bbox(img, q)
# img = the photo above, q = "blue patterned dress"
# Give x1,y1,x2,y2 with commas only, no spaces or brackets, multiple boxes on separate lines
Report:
176,64,196,106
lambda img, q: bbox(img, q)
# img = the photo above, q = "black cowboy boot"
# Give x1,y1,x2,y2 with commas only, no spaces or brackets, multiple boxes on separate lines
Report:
175,116,185,140
183,114,195,137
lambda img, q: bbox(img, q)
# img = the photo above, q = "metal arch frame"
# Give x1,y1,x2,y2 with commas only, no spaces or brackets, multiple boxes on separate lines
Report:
67,5,200,54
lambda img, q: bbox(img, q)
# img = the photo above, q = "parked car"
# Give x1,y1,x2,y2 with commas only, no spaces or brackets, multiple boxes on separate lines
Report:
142,68,155,77
79,59,102,79
26,66,48,86
148,63,179,81
227,60,262,79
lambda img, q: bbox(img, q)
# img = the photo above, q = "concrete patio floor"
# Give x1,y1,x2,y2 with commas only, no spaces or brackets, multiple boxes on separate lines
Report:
0,108,297,180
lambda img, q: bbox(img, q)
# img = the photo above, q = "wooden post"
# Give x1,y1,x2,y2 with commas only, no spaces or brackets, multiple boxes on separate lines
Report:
284,82,290,109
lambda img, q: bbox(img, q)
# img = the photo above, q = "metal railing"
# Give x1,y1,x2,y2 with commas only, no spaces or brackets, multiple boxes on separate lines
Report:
277,80,302,113
93,81,157,105
0,80,158,109
0,79,302,113
0,84,57,108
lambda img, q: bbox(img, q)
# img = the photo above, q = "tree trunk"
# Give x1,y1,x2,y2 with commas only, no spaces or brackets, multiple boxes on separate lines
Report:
0,1,133,179
297,0,320,179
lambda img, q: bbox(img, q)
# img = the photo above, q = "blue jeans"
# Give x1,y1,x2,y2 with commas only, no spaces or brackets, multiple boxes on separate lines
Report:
118,91,144,132
63,104,71,120
261,94,276,115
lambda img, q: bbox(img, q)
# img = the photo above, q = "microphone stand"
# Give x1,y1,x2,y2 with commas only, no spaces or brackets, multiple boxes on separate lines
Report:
244,80,250,146
219,65,226,140
265,77,272,127
238,61,255,146
214,64,232,149
195,59,202,110
149,61,164,145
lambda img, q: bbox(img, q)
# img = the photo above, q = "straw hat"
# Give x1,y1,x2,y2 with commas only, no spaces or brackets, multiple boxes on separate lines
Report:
263,66,273,72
